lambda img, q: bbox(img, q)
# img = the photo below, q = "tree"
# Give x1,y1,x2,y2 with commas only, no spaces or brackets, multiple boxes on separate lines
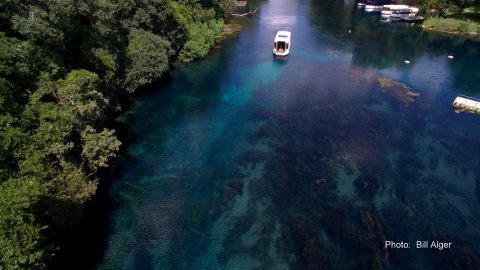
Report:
0,32,46,101
0,78,14,115
124,29,172,93
0,114,24,181
218,0,237,16
0,0,228,268
43,164,98,226
17,100,75,179
11,0,91,52
55,70,108,128
178,20,223,62
450,0,476,10
91,48,118,82
0,178,46,270
81,125,121,172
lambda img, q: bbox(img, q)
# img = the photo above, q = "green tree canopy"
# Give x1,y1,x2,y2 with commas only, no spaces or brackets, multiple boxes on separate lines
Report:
81,125,121,172
0,178,46,270
0,0,227,268
55,70,108,128
171,1,223,62
124,29,173,93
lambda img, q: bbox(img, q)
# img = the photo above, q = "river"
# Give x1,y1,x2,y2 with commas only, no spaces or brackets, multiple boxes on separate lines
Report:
88,0,480,269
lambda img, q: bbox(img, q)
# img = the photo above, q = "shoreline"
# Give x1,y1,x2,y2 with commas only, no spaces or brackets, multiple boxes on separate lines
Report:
422,17,480,38
216,15,254,46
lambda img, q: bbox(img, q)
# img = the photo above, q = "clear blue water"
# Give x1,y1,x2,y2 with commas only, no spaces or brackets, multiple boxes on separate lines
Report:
97,0,480,269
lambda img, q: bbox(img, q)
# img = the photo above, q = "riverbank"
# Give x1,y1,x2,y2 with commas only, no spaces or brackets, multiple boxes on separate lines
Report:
422,7,480,37
423,17,480,36
217,21,244,42
216,1,259,44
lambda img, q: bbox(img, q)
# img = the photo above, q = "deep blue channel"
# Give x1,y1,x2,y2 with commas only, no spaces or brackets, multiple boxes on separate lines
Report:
97,0,480,269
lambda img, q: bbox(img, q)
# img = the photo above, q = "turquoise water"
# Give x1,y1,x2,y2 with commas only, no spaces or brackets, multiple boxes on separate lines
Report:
96,0,480,269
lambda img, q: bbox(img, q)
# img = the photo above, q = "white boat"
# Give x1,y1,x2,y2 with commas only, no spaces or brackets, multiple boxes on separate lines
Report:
357,2,366,8
365,4,383,12
381,5,410,17
410,7,419,14
390,6,419,19
273,31,291,56
363,0,392,12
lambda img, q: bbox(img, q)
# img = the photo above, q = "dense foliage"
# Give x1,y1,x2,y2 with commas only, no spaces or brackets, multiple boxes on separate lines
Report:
172,1,224,62
0,0,232,269
125,29,173,93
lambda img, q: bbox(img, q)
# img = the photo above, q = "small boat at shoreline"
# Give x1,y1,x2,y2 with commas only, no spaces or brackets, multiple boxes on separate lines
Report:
390,6,419,20
365,4,383,12
381,5,410,17
273,31,291,56
364,0,391,12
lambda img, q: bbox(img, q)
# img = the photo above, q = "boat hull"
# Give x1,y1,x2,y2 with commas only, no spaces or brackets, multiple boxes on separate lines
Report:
381,10,392,17
401,16,425,23
391,13,414,20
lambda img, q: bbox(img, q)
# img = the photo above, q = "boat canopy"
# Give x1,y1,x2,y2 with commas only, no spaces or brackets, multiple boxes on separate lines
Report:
274,31,291,43
365,0,391,5
382,4,410,10
392,8,413,14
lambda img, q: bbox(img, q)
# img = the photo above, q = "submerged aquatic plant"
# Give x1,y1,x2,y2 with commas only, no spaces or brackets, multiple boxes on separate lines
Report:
377,77,421,107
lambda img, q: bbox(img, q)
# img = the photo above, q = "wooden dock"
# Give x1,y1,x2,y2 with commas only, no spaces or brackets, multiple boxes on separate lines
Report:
452,95,480,114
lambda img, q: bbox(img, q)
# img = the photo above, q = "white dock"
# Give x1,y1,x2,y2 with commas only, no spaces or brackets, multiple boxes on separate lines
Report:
452,96,480,114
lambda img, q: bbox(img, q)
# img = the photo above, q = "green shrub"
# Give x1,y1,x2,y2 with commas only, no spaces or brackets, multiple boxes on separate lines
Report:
178,19,223,62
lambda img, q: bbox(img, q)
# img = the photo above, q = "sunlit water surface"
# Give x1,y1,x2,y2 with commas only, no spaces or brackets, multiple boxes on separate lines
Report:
97,0,480,269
